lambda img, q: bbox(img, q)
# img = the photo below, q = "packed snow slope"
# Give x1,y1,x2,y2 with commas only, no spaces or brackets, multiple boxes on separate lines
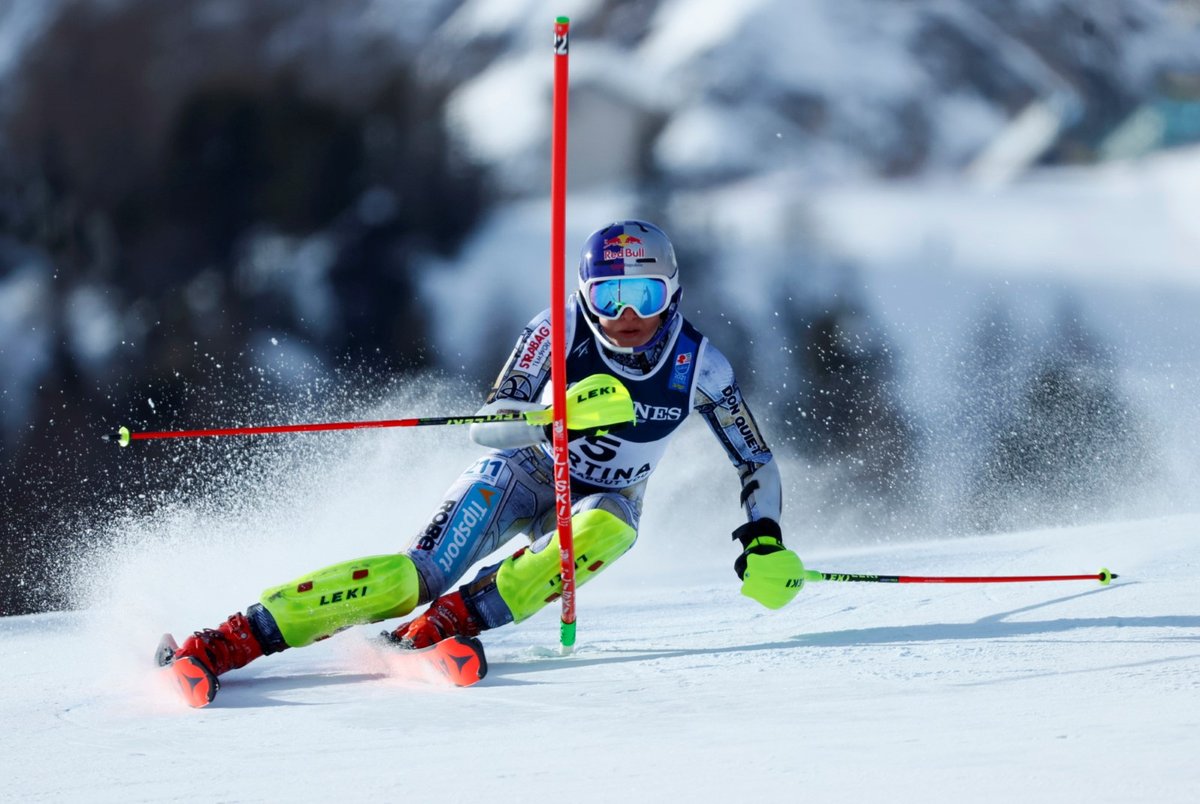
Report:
1,464,1196,801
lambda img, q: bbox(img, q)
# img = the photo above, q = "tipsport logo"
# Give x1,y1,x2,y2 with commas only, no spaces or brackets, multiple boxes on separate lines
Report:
419,484,499,572
602,233,645,261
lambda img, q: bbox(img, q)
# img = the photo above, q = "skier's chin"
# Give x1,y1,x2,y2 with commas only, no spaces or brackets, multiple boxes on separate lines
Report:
600,320,659,349
609,331,652,349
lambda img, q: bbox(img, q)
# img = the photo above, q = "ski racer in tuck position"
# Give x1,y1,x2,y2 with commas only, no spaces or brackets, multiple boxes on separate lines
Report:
166,220,805,691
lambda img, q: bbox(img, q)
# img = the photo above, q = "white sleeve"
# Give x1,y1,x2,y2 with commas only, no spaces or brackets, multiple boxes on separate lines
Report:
484,309,555,404
472,308,561,448
692,341,782,523
469,399,549,449
737,459,782,523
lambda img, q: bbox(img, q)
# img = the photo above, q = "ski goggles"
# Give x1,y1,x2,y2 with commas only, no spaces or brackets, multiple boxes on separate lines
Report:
583,277,671,320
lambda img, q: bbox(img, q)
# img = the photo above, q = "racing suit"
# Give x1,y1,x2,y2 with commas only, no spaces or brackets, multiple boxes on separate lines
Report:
403,295,782,629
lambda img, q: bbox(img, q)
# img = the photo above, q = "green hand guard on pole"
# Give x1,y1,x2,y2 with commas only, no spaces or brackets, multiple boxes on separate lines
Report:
524,373,636,437
732,518,805,610
739,540,805,609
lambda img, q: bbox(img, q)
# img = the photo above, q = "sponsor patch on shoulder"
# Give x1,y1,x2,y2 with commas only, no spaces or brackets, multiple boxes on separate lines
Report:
669,351,693,391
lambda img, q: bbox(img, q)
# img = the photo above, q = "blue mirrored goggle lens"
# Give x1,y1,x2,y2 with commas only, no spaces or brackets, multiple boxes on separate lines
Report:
587,277,669,319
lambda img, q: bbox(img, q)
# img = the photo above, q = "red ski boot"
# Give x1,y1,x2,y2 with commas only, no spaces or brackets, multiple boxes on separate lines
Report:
388,591,482,649
161,612,266,707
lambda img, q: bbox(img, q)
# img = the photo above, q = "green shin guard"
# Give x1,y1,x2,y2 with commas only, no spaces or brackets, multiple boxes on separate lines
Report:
496,508,636,623
259,554,421,648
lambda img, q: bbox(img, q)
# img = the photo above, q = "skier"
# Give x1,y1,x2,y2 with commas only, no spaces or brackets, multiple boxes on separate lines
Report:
167,220,804,690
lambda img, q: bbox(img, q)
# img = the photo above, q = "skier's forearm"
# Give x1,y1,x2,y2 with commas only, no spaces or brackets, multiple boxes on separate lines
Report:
469,400,549,449
739,458,781,522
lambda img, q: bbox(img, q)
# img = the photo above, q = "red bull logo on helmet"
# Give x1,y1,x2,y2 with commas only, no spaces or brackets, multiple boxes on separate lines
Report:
602,233,645,261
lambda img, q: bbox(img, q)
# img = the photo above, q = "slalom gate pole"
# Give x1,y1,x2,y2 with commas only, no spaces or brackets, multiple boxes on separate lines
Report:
550,16,576,654
100,413,534,447
802,568,1118,585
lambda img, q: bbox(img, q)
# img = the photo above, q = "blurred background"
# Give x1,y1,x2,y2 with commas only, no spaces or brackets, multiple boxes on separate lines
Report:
3,0,1200,616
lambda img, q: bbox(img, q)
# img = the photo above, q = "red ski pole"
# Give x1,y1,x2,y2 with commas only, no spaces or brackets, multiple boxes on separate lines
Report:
802,568,1118,585
102,374,629,447
101,412,536,447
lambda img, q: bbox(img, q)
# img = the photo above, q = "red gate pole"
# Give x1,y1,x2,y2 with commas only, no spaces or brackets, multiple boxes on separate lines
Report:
549,16,576,652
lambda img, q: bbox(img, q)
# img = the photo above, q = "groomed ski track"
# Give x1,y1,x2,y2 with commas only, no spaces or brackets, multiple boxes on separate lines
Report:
3,513,1197,803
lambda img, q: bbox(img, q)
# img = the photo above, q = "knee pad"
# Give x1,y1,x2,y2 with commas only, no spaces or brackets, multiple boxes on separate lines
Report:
259,554,421,648
495,508,636,624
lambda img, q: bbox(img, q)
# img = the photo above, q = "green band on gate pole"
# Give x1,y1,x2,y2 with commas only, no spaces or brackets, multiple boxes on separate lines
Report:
561,620,576,653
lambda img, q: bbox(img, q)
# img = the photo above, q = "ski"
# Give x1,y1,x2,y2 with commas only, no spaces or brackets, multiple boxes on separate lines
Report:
156,633,220,708
377,634,489,688
155,632,487,708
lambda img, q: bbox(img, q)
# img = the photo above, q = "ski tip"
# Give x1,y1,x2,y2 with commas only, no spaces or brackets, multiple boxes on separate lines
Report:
438,636,488,687
154,633,179,668
379,633,488,687
169,656,220,708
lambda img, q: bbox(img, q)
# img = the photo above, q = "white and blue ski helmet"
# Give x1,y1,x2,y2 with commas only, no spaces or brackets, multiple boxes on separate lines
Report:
577,220,682,354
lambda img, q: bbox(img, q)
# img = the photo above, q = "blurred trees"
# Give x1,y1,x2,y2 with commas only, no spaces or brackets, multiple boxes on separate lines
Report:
0,0,486,615
790,304,920,517
966,304,1151,532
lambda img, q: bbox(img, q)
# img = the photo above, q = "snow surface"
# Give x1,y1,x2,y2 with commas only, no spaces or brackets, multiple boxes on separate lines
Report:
1,410,1197,803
